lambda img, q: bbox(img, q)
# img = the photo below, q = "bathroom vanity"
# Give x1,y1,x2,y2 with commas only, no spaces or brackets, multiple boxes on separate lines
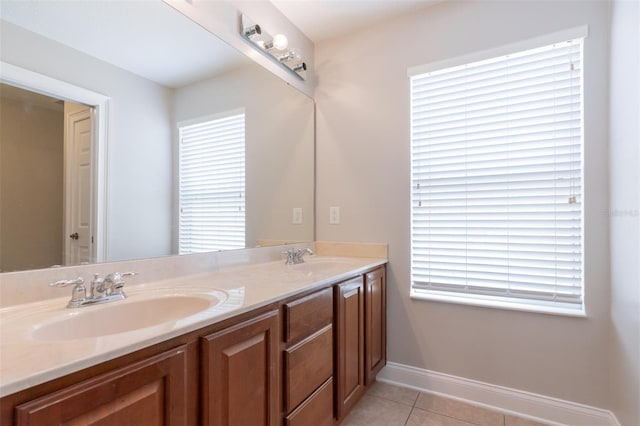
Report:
0,255,386,425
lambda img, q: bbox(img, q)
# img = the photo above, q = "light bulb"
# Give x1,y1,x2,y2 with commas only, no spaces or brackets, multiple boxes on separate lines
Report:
272,34,288,50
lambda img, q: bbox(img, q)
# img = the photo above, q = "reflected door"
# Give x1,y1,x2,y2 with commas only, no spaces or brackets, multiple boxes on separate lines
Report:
65,106,93,265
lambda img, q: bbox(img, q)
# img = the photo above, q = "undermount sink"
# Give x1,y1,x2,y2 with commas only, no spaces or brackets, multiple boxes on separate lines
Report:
31,292,227,341
288,257,354,273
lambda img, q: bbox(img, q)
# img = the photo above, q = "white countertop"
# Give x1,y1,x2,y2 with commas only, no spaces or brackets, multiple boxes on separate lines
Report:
0,255,386,397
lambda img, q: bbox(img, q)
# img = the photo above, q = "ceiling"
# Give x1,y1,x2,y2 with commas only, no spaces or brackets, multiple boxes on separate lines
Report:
0,1,248,88
270,0,441,43
0,0,440,87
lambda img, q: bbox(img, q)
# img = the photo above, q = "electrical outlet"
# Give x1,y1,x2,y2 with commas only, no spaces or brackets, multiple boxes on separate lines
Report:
293,208,303,224
329,206,340,225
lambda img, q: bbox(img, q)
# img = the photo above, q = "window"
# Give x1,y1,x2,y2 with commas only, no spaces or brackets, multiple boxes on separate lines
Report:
409,35,584,315
178,111,245,254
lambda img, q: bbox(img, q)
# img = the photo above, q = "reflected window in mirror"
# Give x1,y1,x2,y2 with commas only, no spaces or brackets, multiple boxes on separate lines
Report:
178,110,246,254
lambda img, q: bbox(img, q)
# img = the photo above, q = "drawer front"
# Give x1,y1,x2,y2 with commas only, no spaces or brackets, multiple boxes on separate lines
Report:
284,325,333,412
285,378,334,426
284,287,333,344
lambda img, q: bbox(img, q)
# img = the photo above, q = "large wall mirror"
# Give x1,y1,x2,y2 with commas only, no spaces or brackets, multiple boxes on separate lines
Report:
0,0,315,273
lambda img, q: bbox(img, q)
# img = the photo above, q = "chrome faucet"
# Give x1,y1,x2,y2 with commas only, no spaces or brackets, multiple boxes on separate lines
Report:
49,272,138,308
284,247,314,265
91,272,137,299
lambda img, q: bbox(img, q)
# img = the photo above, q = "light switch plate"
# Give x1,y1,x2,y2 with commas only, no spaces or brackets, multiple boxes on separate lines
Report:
329,206,340,225
293,208,303,224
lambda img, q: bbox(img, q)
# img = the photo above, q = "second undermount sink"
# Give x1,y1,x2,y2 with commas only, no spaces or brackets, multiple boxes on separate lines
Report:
288,257,354,273
31,291,227,341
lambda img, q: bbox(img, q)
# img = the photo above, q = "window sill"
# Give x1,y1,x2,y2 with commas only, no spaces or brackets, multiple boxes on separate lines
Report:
410,290,586,318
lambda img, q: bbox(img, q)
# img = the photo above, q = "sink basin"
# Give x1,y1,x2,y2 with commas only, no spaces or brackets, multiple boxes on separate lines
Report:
288,257,354,274
31,292,226,341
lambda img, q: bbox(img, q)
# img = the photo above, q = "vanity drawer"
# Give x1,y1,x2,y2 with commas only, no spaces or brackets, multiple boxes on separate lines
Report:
283,287,333,344
284,325,333,412
285,377,334,426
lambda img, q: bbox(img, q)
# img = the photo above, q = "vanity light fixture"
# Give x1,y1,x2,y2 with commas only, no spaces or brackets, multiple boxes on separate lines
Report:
244,24,261,38
278,49,299,63
292,62,307,73
241,14,306,80
272,34,289,50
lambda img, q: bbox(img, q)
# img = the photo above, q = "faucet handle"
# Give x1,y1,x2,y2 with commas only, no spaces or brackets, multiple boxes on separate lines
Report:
49,277,84,287
283,249,296,265
49,277,86,307
108,271,138,283
109,272,138,296
294,247,314,263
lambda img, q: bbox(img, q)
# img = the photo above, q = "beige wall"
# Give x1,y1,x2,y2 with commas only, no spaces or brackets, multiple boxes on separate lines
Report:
316,0,612,410
609,0,640,424
0,96,63,271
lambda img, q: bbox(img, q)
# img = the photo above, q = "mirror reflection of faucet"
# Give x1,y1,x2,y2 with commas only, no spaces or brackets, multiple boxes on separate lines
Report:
49,272,138,308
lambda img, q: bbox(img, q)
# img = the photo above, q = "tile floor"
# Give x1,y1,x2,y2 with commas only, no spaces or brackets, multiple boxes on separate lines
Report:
341,382,548,426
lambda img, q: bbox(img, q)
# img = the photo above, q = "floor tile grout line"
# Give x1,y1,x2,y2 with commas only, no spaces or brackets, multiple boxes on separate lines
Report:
404,405,416,426
411,391,420,407
411,404,485,426
367,384,545,426
367,389,420,408
410,405,485,426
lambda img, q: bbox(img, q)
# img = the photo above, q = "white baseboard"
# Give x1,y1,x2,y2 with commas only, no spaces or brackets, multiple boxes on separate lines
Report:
377,362,619,426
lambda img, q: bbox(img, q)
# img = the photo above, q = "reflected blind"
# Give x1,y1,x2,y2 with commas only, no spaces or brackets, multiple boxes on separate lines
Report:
179,112,245,254
410,39,583,310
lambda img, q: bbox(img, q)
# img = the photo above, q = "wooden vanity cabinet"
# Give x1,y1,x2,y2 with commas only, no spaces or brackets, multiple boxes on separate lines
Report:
201,310,280,426
334,276,365,420
12,345,191,426
1,264,387,426
282,287,334,426
365,267,386,384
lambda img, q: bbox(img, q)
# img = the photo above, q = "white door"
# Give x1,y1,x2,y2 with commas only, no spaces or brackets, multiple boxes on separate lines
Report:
64,106,93,265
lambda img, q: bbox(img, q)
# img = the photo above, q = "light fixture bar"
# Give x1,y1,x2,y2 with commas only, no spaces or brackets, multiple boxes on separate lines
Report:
241,14,306,81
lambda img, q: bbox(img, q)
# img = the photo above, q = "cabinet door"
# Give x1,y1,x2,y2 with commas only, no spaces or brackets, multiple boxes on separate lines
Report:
15,345,189,426
201,310,280,426
365,267,386,384
335,276,365,420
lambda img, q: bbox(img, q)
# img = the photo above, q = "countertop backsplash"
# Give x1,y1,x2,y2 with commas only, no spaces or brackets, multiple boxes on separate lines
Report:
0,241,387,308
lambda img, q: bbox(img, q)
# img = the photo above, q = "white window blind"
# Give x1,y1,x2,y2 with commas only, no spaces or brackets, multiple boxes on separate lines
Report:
179,112,245,254
410,38,584,313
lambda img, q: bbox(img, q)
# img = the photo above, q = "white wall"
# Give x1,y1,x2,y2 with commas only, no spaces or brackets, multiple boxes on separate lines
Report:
173,63,315,248
316,0,612,410
0,21,174,262
608,0,640,424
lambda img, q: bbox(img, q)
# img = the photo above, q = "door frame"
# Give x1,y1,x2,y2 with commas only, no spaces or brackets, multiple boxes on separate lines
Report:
1,61,110,263
64,107,94,265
